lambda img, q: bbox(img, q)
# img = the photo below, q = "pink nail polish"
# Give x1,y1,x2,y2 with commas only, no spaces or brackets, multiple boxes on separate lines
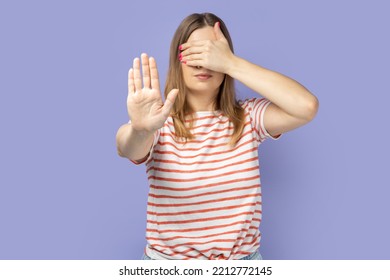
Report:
178,45,182,50
179,53,182,60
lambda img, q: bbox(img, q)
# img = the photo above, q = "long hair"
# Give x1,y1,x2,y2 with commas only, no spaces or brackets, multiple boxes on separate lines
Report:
164,13,245,146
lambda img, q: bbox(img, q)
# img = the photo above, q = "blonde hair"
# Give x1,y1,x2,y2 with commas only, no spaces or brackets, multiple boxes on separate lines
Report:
164,13,245,146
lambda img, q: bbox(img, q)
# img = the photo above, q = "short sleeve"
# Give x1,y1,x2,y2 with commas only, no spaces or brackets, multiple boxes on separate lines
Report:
242,98,282,144
127,120,161,165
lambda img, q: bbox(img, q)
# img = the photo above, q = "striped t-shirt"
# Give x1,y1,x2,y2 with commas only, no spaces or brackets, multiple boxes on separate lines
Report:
132,98,280,260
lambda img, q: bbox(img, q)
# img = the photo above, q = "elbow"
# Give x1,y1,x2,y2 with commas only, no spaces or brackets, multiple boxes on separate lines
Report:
116,137,126,158
116,137,123,157
116,141,128,158
116,129,127,158
117,148,124,158
303,96,319,122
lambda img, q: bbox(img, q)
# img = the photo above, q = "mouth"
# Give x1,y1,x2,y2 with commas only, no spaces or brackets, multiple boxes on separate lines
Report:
195,73,212,80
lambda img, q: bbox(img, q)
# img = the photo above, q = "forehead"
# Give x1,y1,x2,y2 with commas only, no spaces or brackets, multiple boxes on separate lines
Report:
187,26,216,42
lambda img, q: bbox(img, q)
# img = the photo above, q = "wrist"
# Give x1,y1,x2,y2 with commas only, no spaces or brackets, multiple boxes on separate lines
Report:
129,123,156,138
225,55,241,77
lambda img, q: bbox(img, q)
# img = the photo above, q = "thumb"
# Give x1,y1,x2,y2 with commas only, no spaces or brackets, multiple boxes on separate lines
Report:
214,22,226,41
162,89,178,115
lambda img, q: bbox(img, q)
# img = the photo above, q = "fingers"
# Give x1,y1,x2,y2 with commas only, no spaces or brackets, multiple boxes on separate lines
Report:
132,53,155,92
179,43,208,66
149,57,160,90
183,60,204,68
179,40,207,52
133,57,142,92
180,53,204,67
128,68,135,94
141,53,151,89
162,89,178,116
180,46,204,57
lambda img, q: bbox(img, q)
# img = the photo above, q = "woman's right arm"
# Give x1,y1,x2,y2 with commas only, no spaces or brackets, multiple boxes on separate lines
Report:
116,53,178,161
116,124,155,161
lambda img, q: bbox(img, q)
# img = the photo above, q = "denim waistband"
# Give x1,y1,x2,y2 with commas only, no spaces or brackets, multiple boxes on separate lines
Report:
142,250,262,260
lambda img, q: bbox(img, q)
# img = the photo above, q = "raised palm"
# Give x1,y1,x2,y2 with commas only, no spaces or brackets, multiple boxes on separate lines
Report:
127,53,178,132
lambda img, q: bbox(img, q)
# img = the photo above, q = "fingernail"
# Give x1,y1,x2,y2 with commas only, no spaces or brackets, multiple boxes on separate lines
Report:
178,45,182,50
179,53,182,60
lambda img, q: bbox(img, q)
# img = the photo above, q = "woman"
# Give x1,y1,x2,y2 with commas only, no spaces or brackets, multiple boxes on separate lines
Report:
116,13,319,260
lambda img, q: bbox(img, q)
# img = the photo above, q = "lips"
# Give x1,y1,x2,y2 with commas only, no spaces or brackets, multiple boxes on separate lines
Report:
195,73,212,80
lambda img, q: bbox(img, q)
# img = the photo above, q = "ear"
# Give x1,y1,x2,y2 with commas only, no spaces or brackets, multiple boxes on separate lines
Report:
214,22,226,41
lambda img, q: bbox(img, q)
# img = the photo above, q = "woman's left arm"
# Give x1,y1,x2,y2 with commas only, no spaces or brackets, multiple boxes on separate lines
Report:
180,22,319,137
227,56,319,137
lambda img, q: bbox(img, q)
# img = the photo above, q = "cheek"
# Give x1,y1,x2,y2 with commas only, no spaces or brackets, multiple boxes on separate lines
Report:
214,73,225,87
181,66,192,85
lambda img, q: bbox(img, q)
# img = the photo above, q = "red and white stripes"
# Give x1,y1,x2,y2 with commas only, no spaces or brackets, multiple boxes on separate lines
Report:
134,98,279,259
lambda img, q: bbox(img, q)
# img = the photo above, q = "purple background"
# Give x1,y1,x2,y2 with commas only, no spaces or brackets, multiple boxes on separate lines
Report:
1,0,389,260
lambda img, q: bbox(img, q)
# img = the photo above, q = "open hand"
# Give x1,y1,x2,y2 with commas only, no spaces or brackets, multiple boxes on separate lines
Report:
127,53,178,132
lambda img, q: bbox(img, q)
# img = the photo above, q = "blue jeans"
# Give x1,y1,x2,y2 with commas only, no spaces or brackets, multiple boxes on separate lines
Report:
142,250,263,260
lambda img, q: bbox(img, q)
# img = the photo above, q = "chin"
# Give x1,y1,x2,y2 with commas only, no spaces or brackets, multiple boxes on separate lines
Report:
187,85,220,95
187,80,223,94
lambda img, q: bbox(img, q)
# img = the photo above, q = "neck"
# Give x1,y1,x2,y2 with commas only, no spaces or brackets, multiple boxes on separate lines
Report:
186,89,219,112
